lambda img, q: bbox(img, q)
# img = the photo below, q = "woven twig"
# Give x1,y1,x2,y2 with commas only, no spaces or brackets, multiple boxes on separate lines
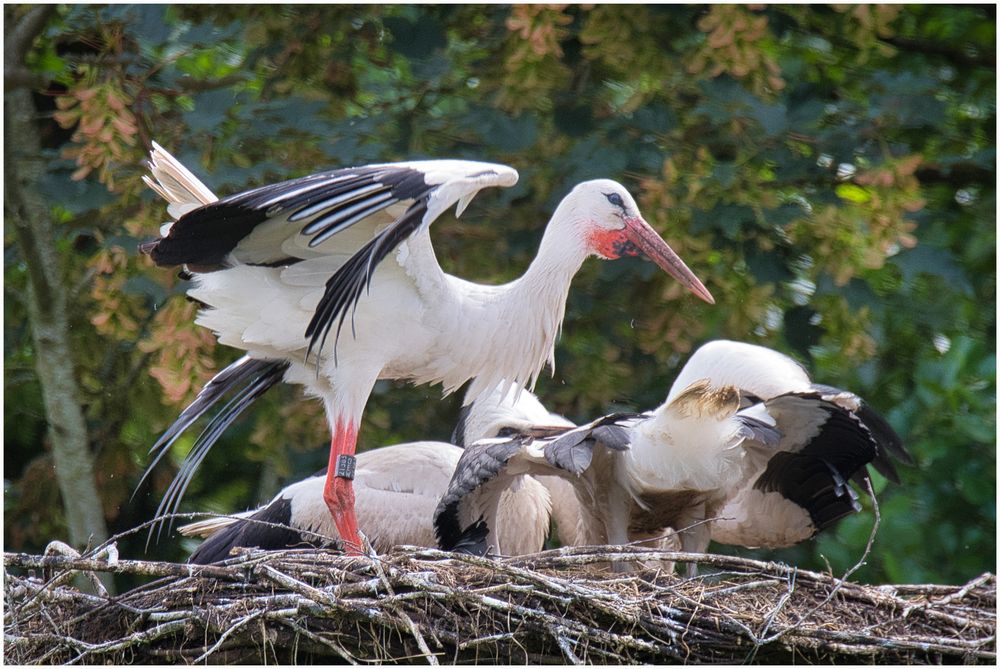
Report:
4,546,995,665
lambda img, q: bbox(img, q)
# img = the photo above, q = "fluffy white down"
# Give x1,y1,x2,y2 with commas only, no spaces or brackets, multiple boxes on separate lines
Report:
460,380,576,444
458,382,586,549
620,397,747,499
495,476,553,555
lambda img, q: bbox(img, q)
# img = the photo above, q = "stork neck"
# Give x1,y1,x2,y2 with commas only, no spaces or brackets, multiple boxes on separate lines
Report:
519,213,591,297
515,213,589,324
510,214,593,351
457,216,591,404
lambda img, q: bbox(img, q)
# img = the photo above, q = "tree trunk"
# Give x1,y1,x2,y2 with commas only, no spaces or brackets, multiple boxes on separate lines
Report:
4,6,110,554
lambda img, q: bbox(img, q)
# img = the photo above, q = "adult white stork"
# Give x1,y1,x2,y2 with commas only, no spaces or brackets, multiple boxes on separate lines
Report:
434,341,909,573
139,144,714,553
181,376,582,563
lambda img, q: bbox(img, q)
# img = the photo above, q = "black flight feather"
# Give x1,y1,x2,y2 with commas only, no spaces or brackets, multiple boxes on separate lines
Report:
434,436,528,550
544,413,636,475
187,496,333,564
136,357,288,493
752,397,880,532
305,197,430,364
448,519,492,557
811,383,912,483
136,357,289,544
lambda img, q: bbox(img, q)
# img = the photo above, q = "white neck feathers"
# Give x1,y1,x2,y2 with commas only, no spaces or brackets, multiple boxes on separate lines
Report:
460,210,592,404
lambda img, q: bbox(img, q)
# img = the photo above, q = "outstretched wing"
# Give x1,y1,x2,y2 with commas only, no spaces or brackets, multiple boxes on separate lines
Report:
713,392,889,549
142,146,518,358
434,414,638,553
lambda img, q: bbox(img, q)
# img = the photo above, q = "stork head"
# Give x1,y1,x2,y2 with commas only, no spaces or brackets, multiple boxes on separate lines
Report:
561,180,715,304
455,381,575,446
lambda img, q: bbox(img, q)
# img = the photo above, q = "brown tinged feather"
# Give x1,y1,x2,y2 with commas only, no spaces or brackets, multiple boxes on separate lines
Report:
667,379,741,418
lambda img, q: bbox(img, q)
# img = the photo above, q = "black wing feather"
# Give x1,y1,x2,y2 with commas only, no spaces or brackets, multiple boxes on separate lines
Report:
305,198,430,363
136,357,288,492
187,496,332,564
754,452,862,532
146,165,430,270
753,400,877,531
854,400,911,482
434,437,527,551
544,413,636,475
146,163,514,362
448,520,491,557
137,357,289,543
811,383,912,483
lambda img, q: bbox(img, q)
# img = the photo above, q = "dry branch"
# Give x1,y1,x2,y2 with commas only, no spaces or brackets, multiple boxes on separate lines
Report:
4,546,995,665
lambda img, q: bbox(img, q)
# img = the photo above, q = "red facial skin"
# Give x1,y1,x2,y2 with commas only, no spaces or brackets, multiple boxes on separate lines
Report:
586,217,715,304
587,225,638,260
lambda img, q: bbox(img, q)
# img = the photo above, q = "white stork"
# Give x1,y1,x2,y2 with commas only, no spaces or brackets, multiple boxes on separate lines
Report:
180,442,538,562
434,341,910,574
181,376,583,563
666,340,911,549
139,144,714,553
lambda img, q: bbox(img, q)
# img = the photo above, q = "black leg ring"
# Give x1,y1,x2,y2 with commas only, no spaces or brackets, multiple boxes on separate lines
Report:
335,454,356,480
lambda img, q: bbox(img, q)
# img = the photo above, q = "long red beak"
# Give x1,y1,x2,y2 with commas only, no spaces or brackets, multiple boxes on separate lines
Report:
624,217,715,304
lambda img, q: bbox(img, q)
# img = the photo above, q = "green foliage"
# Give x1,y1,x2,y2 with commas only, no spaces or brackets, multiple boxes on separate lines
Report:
4,4,994,584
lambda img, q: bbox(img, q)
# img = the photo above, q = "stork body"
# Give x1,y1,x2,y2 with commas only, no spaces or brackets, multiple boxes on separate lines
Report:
435,381,780,566
452,382,589,547
141,144,713,552
669,340,911,549
182,376,583,563
184,442,553,562
435,341,909,573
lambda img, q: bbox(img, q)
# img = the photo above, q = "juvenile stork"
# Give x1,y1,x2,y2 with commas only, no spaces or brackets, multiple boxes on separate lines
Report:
140,143,714,553
434,341,909,572
182,377,581,563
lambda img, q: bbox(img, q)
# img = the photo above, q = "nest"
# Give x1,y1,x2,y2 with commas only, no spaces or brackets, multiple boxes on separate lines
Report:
4,545,995,665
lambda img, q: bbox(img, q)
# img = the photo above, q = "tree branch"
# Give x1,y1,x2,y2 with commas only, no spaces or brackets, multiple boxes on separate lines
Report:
4,5,58,92
4,65,50,92
173,73,247,92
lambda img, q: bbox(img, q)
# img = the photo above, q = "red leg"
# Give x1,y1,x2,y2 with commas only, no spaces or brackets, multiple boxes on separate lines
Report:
323,417,362,554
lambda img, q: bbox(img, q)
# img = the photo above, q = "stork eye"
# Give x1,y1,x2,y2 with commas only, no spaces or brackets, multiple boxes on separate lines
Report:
604,192,625,209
